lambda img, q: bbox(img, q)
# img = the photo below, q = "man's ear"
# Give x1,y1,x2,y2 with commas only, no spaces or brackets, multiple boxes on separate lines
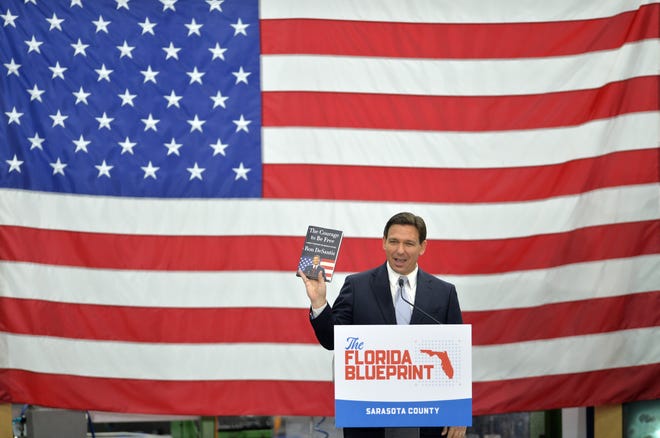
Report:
420,240,427,255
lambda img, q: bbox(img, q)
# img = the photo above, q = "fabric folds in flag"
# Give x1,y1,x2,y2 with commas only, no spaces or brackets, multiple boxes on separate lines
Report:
1,0,659,416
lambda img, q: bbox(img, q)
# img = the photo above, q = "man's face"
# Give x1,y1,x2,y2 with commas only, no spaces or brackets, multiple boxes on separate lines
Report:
382,224,427,275
312,256,320,265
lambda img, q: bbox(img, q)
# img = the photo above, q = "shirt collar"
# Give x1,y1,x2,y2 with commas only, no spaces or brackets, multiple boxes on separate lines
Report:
386,262,418,289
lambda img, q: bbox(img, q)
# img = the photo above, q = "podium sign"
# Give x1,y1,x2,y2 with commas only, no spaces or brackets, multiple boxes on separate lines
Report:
334,324,472,428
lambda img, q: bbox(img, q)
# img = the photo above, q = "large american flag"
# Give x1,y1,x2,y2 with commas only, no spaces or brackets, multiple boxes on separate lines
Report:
1,0,658,417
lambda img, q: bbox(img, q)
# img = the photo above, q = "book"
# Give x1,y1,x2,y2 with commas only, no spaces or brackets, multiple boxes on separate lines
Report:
296,225,344,282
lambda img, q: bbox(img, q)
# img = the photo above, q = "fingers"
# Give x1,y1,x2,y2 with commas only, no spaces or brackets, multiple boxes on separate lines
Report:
440,427,466,438
448,426,466,438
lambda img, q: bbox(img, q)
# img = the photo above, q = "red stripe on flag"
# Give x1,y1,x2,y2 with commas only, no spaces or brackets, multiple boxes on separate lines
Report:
0,298,319,344
261,4,660,59
346,221,660,275
262,77,658,131
1,221,657,274
0,370,335,416
1,292,656,345
3,365,659,417
464,292,660,345
473,364,660,416
264,149,659,202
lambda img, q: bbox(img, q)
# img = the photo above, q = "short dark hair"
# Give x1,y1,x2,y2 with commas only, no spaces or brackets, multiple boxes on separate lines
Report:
383,212,427,243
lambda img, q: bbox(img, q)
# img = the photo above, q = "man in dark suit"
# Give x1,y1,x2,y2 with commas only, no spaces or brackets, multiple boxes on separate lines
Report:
299,212,466,438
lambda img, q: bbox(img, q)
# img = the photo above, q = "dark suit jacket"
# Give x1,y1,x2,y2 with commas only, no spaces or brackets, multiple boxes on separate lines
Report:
309,263,464,438
311,262,463,350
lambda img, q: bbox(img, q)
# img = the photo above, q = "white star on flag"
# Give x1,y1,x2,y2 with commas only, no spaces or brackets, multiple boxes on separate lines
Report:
163,42,181,60
96,112,113,129
141,66,159,83
139,17,157,35
164,90,182,108
73,87,91,105
206,0,224,12
95,160,113,178
117,41,135,58
187,162,205,180
164,138,182,156
93,15,111,33
27,84,45,102
210,138,228,156
142,114,159,131
209,43,227,60
6,154,23,173
187,115,206,132
49,61,67,79
233,114,251,132
4,58,20,76
231,17,248,36
28,133,45,150
160,0,177,12
49,158,67,175
95,64,113,81
25,36,43,53
185,18,203,36
118,89,137,106
116,0,130,11
232,66,250,84
49,110,68,127
71,39,89,56
232,162,250,180
119,137,137,154
73,135,91,153
210,91,228,108
1,9,18,27
141,161,159,179
187,67,205,84
5,107,23,124
46,13,65,31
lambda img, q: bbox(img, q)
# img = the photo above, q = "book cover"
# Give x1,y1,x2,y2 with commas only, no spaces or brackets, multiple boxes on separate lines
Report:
296,225,344,282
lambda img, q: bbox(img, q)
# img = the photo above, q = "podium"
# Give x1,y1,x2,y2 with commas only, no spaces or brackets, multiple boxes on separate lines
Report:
334,324,472,428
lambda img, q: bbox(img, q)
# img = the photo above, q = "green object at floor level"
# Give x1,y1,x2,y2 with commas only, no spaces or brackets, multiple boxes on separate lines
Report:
172,417,219,438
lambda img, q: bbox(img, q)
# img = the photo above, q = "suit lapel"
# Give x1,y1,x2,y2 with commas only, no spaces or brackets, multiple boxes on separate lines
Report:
411,269,433,324
370,264,397,324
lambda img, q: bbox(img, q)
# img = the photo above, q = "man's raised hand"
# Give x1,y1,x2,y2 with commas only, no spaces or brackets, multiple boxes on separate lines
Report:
298,269,327,309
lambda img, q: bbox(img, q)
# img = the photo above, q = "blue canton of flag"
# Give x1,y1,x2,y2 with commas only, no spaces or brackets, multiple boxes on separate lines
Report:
0,0,261,198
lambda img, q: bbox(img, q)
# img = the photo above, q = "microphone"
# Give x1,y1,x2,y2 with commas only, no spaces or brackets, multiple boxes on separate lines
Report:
398,277,442,324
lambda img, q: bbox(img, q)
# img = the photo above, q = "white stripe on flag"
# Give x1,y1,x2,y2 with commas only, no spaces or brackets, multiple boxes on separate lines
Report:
262,40,659,96
2,255,657,311
1,184,657,239
260,0,654,23
263,112,660,168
